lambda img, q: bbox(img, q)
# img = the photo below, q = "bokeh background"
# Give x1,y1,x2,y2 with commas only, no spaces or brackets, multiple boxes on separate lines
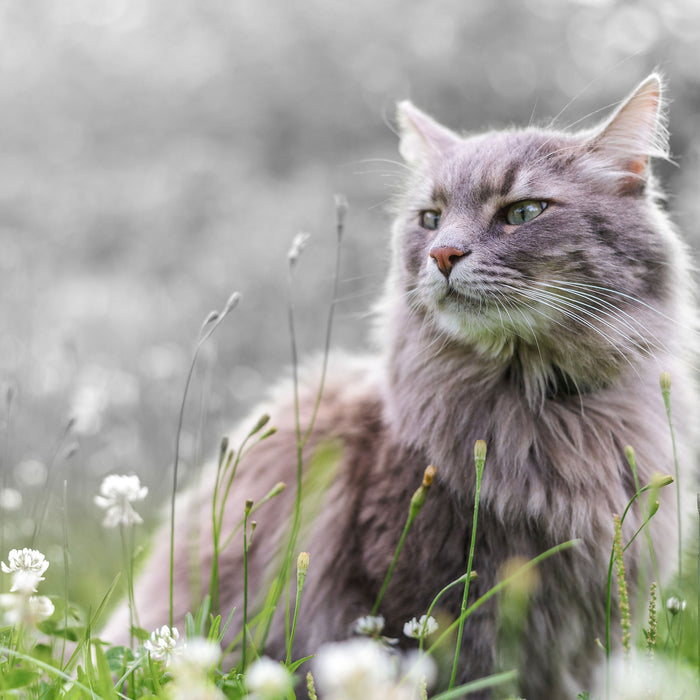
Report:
1,0,699,606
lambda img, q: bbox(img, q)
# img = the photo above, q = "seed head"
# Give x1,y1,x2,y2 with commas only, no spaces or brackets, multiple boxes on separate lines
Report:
249,413,271,436
650,473,674,489
288,232,311,266
223,291,241,315
297,551,310,588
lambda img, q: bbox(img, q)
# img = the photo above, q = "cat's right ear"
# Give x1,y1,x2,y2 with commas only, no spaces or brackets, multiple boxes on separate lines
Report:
396,101,461,165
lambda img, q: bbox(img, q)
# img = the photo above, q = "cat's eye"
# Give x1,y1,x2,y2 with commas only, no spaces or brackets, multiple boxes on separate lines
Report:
505,200,548,225
419,210,441,231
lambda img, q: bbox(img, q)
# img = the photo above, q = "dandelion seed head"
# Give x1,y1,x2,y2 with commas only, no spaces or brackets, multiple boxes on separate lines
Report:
245,656,294,698
94,474,148,528
402,615,438,639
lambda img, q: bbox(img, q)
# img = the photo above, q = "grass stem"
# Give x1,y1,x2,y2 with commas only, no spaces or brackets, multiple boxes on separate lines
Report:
448,440,486,690
372,465,436,615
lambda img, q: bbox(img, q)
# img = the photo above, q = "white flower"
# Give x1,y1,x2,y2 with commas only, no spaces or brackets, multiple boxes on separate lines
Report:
0,593,54,626
398,651,437,698
245,656,294,698
28,595,55,621
168,638,223,700
9,570,45,594
353,614,386,636
402,615,438,639
1,548,49,576
314,638,396,700
666,596,686,615
144,625,180,664
1,548,49,593
177,637,221,671
605,651,698,698
94,474,148,527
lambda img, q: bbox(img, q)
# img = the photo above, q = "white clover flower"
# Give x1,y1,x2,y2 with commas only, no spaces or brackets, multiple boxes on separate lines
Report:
605,651,698,698
402,615,438,639
666,596,686,615
1,548,49,576
314,638,396,700
398,651,437,698
2,548,49,593
176,637,221,671
94,474,148,527
8,570,45,594
245,656,294,698
144,625,180,664
0,593,54,626
353,614,386,636
28,595,55,621
169,638,222,699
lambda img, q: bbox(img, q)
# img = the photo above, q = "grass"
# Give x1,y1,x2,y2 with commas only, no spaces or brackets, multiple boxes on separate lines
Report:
0,201,698,698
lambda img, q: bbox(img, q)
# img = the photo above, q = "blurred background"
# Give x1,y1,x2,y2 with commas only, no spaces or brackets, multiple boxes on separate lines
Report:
1,0,699,607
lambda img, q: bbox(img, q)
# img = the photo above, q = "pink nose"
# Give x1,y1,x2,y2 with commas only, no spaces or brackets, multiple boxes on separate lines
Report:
429,246,468,277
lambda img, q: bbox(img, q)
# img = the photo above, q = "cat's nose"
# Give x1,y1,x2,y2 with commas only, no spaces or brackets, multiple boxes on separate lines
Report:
429,246,469,277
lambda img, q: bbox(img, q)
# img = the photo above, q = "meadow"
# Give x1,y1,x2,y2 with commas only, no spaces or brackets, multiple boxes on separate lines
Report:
2,1,700,697
2,195,700,698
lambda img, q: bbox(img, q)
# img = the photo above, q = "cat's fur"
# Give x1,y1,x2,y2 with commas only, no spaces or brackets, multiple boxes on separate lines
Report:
103,75,697,698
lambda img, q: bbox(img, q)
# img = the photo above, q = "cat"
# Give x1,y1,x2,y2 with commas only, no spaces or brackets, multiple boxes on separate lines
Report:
102,74,697,698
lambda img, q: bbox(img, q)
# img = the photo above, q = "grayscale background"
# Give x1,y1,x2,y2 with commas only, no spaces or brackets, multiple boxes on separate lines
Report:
1,0,698,602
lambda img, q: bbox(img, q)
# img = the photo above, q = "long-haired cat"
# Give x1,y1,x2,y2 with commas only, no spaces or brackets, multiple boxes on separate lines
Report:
103,75,697,698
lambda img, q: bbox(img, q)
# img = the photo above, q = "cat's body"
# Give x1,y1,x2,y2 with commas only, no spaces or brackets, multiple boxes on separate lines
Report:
103,76,697,698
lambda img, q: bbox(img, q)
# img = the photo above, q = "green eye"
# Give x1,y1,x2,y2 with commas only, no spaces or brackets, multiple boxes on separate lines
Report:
505,200,547,225
420,210,441,230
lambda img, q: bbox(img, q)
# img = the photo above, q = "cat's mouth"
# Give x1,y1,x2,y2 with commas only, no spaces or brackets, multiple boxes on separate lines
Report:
440,284,489,312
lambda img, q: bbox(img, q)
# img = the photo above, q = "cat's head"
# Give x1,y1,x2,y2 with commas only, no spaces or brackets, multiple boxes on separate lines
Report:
387,75,686,394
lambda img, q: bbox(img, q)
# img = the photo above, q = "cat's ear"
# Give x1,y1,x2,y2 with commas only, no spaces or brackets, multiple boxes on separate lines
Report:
586,74,669,189
396,101,461,165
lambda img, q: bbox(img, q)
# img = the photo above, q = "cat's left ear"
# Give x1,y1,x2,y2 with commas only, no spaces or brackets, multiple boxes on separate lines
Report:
586,74,669,190
396,101,461,166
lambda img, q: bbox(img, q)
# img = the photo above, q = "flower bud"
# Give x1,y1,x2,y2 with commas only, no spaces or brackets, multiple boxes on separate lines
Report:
297,551,310,588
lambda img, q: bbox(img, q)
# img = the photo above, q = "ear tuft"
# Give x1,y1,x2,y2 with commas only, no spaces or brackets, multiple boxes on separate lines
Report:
396,101,461,166
587,73,669,186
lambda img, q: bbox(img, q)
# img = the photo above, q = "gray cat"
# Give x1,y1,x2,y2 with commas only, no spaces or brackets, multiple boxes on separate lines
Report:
103,75,697,698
